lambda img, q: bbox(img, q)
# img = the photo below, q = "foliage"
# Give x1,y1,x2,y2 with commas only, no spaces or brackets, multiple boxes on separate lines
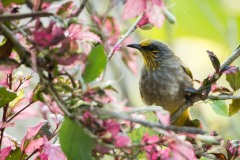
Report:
0,0,240,160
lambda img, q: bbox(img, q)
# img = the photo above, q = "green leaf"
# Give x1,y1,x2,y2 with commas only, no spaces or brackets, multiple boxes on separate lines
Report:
0,87,17,108
59,117,95,160
2,0,25,6
229,99,240,116
226,70,240,91
6,147,27,160
7,89,24,116
210,100,229,117
32,83,44,102
83,45,107,83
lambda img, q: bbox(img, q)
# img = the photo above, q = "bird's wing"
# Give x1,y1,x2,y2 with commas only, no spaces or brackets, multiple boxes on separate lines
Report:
181,64,193,79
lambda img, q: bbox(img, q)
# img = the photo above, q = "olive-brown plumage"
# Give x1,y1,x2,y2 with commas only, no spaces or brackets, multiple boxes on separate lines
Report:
127,39,193,126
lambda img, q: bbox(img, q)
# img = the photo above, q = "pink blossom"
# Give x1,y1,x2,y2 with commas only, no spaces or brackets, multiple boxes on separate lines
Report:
226,140,240,158
0,76,8,87
41,137,67,160
38,153,48,160
33,21,65,47
21,122,44,152
0,61,19,74
0,121,14,129
158,148,171,160
95,144,110,154
66,24,101,42
123,0,165,28
155,110,170,126
2,133,18,148
24,138,44,154
142,133,160,144
104,120,120,137
169,140,197,160
222,66,239,74
114,134,131,147
138,14,150,27
0,146,11,160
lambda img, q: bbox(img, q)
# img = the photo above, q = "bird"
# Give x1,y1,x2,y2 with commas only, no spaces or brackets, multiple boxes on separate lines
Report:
127,39,193,126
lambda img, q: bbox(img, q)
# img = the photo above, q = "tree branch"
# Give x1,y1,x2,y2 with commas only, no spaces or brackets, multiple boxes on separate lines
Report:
220,46,240,71
208,94,240,100
72,0,88,17
123,106,166,114
94,108,205,134
0,12,53,21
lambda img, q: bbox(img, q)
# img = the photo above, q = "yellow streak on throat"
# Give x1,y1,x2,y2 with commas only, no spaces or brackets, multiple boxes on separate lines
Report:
142,51,157,70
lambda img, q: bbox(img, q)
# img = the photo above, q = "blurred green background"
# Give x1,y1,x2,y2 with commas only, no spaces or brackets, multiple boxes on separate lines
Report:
106,0,240,140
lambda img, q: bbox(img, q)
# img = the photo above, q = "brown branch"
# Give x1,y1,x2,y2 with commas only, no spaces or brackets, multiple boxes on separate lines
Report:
208,94,240,100
7,102,33,122
220,46,240,71
0,12,53,21
72,0,88,17
171,46,240,123
94,108,206,134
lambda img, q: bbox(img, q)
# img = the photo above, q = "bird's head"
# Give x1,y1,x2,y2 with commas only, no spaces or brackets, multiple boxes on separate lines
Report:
127,39,173,70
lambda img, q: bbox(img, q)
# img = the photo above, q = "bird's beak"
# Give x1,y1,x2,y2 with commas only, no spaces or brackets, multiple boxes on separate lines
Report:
126,43,142,50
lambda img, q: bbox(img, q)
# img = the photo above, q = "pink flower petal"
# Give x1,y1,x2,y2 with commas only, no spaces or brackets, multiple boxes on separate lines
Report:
169,140,197,160
122,0,146,20
42,137,67,160
142,133,159,144
105,120,120,137
21,122,44,152
66,24,101,42
146,0,165,28
114,134,131,147
0,121,14,129
155,110,170,126
0,146,11,160
24,138,44,154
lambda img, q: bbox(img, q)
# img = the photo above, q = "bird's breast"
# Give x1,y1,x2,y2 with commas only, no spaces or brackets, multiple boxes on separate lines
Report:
139,65,189,112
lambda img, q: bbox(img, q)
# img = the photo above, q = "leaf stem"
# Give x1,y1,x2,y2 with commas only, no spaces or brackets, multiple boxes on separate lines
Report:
6,102,33,122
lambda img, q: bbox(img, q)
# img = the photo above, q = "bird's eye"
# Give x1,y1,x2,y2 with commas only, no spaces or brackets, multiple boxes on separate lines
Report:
146,45,156,52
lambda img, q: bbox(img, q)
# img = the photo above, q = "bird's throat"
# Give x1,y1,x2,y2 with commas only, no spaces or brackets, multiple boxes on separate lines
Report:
141,51,158,70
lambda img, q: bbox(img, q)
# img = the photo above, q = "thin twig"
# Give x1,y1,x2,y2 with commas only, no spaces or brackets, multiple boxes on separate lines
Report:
208,94,240,100
7,102,33,122
0,12,53,21
123,106,166,114
94,108,205,134
220,47,240,71
73,0,88,17
107,11,145,61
